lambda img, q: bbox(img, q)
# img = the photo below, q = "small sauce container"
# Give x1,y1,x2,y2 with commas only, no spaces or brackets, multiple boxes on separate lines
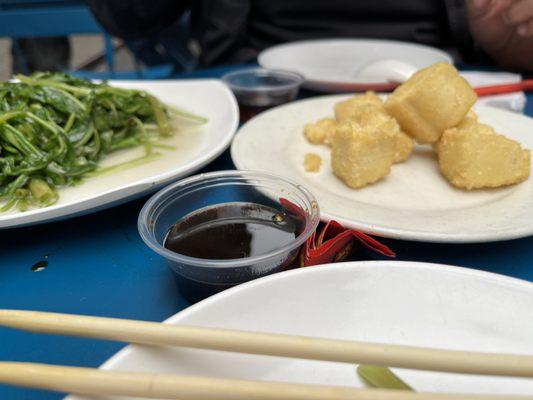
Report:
222,68,304,122
138,171,319,302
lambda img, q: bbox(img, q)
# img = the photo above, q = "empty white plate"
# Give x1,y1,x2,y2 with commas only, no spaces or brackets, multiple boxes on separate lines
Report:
66,261,533,399
231,94,533,243
0,79,238,229
258,39,452,92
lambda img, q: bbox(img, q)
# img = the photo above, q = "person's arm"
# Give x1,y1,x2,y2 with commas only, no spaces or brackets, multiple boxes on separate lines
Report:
466,0,533,71
85,0,190,39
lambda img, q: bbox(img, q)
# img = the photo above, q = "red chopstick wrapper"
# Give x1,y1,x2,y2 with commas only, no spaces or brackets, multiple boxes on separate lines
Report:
300,220,396,267
279,198,395,267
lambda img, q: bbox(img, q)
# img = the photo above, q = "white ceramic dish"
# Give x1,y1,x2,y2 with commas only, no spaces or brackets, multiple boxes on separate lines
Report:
258,39,452,92
66,260,533,399
0,79,238,229
231,94,533,243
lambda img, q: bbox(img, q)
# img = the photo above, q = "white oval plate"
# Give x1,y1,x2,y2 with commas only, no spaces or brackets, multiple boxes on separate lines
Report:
66,261,533,399
231,94,533,243
0,79,238,229
258,39,452,92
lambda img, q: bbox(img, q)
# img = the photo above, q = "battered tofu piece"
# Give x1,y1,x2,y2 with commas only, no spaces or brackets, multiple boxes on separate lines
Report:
456,110,478,129
394,130,415,163
334,91,383,122
331,119,396,188
304,153,322,172
348,105,414,163
304,118,337,145
438,125,530,190
433,110,479,153
385,62,477,144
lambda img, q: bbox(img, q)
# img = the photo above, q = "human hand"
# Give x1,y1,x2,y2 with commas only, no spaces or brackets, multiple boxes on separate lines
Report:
466,0,533,70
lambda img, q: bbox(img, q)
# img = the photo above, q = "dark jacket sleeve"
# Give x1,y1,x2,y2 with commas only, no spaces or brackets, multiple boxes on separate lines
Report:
85,0,190,40
193,0,254,67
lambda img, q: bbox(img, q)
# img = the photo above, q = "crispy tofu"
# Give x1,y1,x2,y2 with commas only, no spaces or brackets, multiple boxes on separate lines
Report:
334,92,383,122
385,62,477,144
394,130,415,163
438,124,530,190
304,153,322,172
456,110,478,129
347,105,414,163
433,110,480,153
331,119,396,188
303,118,337,145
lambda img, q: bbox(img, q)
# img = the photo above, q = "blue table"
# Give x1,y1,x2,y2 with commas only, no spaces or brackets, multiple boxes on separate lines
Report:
1,66,532,399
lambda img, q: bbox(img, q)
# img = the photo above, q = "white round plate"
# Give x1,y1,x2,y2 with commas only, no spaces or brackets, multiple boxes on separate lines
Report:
231,95,533,243
0,79,238,229
66,261,533,399
258,39,452,92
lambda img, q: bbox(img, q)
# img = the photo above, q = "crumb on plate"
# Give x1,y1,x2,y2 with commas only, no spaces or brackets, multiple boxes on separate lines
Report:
304,153,322,172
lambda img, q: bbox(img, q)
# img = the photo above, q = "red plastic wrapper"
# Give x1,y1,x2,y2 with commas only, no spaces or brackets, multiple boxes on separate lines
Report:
279,197,395,267
300,220,396,267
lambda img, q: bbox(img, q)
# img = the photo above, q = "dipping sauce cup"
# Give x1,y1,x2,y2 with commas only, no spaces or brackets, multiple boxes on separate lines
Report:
138,171,319,302
222,68,304,122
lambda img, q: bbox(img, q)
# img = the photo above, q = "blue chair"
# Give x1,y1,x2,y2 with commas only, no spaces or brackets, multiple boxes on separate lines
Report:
0,0,116,73
0,1,196,80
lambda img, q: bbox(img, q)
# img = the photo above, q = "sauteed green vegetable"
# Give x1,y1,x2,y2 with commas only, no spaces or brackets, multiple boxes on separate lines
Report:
0,72,206,212
357,365,413,390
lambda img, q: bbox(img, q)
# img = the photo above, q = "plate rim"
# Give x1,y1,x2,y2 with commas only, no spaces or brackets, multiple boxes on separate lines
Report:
90,260,533,376
230,94,533,243
0,79,239,229
258,38,453,90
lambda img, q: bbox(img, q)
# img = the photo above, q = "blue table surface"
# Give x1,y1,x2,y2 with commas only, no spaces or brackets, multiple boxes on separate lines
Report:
1,65,533,399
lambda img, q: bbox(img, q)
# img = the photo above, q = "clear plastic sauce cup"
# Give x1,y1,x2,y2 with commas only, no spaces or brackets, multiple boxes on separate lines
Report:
138,171,319,302
222,68,304,122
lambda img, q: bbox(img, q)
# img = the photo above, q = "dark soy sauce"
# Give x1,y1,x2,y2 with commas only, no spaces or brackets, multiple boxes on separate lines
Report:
238,104,272,123
164,202,305,302
164,202,302,260
236,90,298,122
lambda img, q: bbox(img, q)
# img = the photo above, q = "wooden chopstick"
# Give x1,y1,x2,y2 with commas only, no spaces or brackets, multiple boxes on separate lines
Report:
1,310,533,378
0,361,531,400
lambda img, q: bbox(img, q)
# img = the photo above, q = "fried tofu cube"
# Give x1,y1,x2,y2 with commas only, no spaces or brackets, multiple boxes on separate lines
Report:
304,153,322,172
304,118,337,145
394,130,415,163
385,62,477,144
456,110,478,129
334,91,383,122
438,125,530,190
347,105,414,163
331,119,396,188
433,110,480,153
